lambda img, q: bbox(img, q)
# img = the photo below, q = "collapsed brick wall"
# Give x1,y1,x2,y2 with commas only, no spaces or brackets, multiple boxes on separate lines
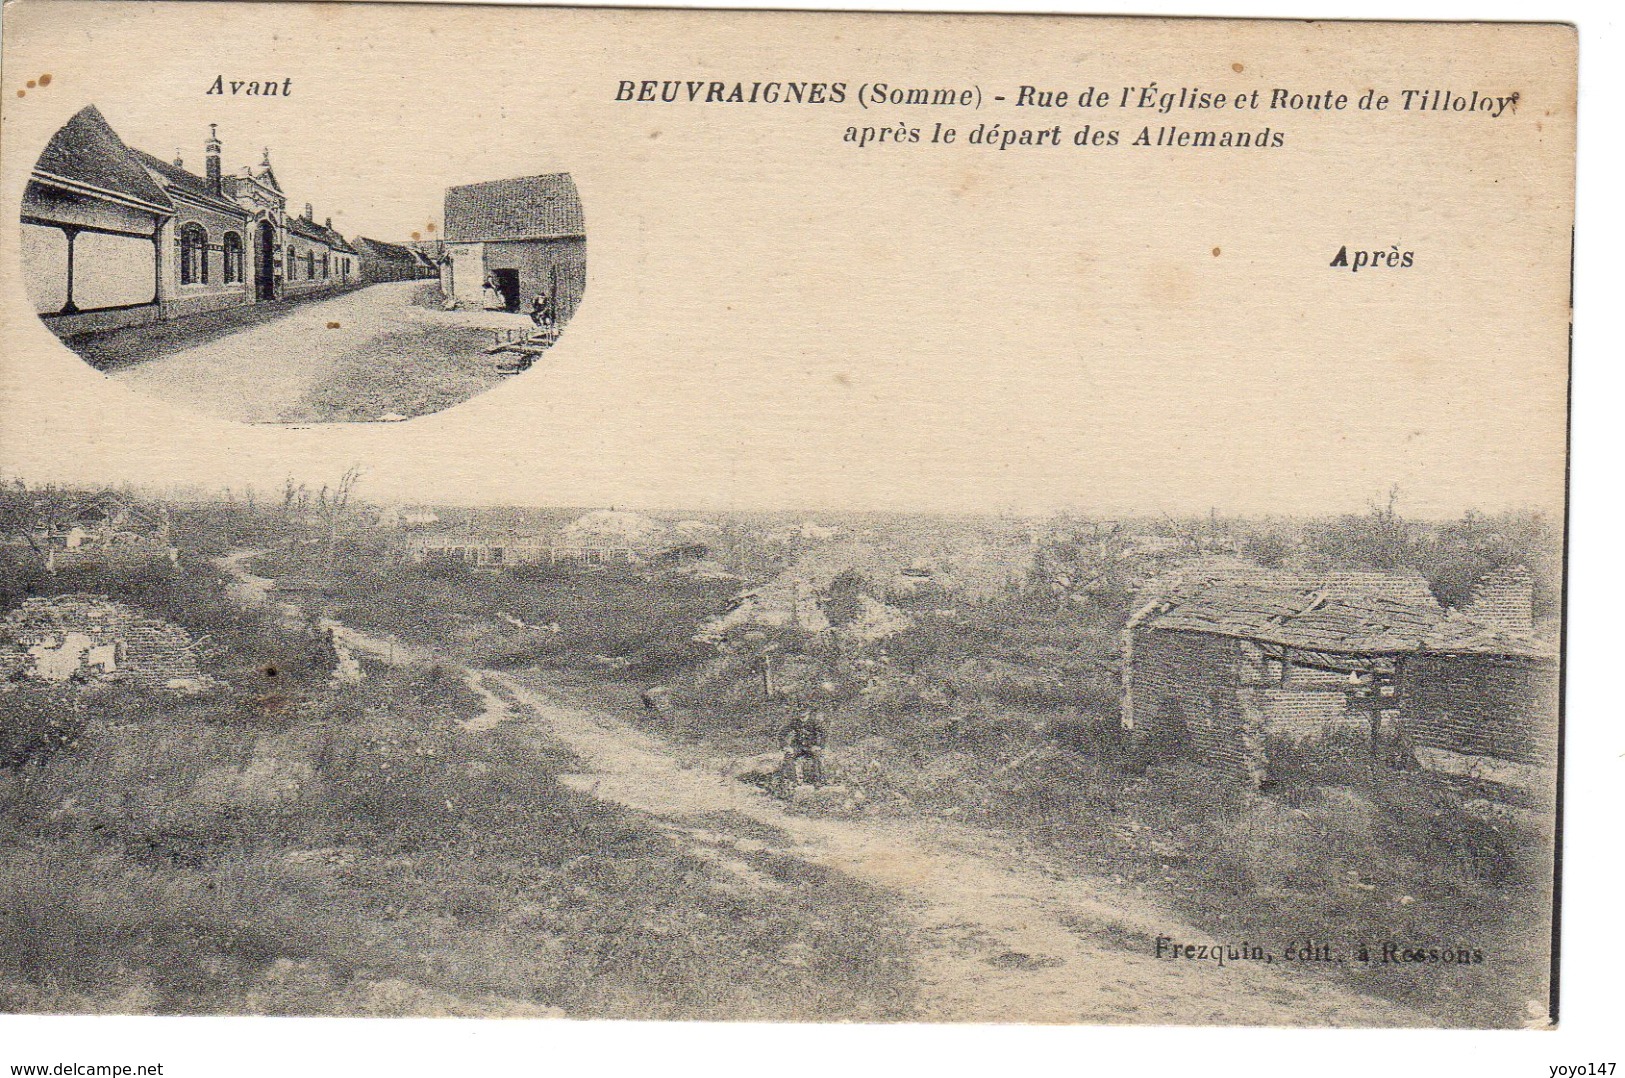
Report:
1131,630,1401,784
120,620,202,687
1399,653,1559,767
0,595,199,688
1462,565,1535,636
1130,625,1557,783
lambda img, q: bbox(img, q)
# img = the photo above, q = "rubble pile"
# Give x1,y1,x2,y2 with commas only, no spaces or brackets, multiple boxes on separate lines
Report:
0,594,202,689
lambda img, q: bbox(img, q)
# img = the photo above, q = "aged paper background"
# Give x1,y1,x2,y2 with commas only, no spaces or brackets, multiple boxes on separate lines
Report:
0,4,1573,518
0,0,1597,1071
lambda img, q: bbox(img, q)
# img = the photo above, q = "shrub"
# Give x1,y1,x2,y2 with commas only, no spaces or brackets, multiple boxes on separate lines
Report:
0,684,92,773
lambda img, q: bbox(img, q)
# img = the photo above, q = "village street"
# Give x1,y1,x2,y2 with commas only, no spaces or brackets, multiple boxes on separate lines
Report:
213,551,1431,1026
103,283,535,425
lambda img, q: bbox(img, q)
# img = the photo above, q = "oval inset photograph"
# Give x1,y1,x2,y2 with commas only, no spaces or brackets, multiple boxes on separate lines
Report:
21,105,585,424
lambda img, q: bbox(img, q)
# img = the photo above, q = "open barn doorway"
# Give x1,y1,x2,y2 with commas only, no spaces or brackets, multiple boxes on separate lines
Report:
490,268,521,312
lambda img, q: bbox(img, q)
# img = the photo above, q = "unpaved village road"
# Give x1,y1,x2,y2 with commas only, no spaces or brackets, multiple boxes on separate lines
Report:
215,553,1429,1025
110,283,525,424
487,672,1429,1027
114,283,422,424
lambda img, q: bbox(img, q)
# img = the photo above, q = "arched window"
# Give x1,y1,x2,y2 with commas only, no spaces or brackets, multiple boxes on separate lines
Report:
305,250,314,279
179,223,208,285
287,245,296,276
321,252,330,279
222,232,243,285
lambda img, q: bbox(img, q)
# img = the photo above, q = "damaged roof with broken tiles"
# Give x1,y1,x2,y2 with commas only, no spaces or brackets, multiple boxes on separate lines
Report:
1141,581,1555,661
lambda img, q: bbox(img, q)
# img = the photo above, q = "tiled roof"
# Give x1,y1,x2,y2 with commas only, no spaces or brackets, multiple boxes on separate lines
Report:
1420,612,1555,661
294,218,356,254
286,218,354,254
1143,581,1553,660
353,236,421,263
1145,583,1434,654
134,150,245,217
32,105,173,213
1139,556,1440,610
443,174,584,243
35,106,368,254
325,227,358,255
287,215,329,242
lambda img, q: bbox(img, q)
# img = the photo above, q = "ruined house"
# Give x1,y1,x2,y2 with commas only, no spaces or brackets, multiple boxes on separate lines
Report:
412,534,637,569
1123,576,1557,787
411,510,664,569
0,594,202,689
3,491,178,573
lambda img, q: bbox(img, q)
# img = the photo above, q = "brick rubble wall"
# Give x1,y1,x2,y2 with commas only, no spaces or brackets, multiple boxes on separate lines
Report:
1464,570,1535,635
1257,688,1361,739
1400,653,1559,767
3,596,198,688
1129,629,1251,778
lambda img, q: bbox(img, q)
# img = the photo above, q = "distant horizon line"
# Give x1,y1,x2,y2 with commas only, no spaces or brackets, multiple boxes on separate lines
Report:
1,474,1563,525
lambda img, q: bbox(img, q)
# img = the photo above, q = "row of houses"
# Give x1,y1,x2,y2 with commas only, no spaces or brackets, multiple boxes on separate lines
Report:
352,237,438,284
21,106,431,340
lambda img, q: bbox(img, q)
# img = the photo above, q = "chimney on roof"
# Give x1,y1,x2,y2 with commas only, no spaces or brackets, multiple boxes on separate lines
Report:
324,217,332,230
205,124,222,194
304,203,314,222
173,149,184,168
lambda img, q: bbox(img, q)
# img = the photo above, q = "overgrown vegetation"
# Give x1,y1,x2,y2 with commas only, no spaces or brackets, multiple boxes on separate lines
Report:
626,674,1551,1028
0,540,914,1018
248,544,737,681
13,487,1551,1025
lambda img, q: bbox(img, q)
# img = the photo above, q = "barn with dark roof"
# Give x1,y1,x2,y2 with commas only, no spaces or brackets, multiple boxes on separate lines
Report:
441,174,586,321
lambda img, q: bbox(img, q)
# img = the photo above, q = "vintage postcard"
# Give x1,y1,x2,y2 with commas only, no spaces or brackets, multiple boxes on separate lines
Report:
0,2,1573,1030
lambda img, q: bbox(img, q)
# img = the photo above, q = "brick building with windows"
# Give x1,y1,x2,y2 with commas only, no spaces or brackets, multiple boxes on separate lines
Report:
21,105,362,340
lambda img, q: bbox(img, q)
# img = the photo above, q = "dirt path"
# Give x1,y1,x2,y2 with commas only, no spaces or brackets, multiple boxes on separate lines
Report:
109,283,524,424
215,551,508,731
217,548,276,608
211,550,1427,1025
488,670,1429,1027
113,284,424,424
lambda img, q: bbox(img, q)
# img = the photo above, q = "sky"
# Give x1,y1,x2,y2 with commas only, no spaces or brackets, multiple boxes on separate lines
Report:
0,4,1575,519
